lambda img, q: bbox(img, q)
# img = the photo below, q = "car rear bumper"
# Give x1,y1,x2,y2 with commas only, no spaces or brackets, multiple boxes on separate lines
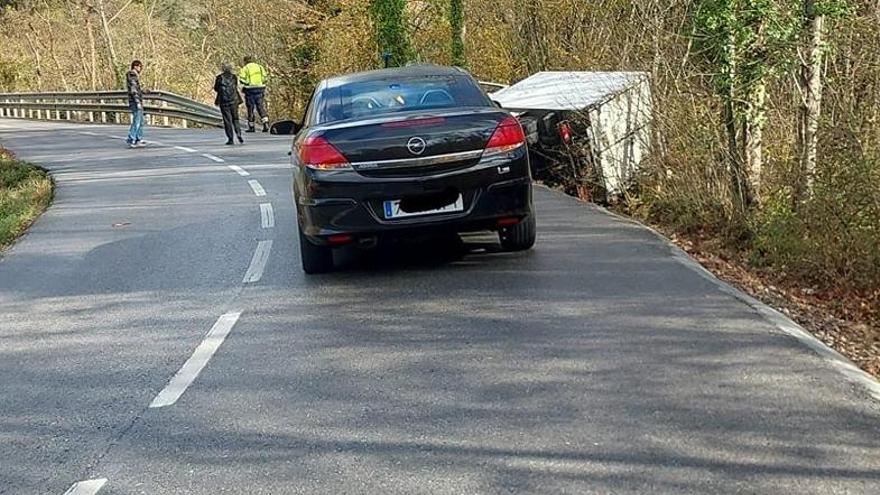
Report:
295,148,533,243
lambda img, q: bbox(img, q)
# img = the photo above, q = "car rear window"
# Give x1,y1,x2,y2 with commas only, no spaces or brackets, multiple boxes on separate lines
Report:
314,75,492,124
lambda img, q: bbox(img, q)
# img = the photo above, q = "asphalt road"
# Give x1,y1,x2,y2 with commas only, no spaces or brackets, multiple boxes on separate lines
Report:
1,119,878,495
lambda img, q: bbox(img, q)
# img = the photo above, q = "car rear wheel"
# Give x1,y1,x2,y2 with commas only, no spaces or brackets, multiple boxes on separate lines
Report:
299,227,334,274
499,214,536,251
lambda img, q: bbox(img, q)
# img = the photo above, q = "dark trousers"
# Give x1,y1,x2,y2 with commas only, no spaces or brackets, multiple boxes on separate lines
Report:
243,87,268,127
220,104,242,142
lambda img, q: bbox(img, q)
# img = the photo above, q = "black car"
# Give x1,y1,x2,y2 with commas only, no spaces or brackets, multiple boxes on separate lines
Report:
291,65,535,273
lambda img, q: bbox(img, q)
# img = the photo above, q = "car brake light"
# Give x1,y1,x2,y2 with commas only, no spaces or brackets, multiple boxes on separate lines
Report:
558,122,573,145
299,136,349,170
382,117,446,128
485,116,525,154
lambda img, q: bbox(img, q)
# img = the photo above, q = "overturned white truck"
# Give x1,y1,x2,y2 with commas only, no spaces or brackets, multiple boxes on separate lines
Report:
488,71,652,201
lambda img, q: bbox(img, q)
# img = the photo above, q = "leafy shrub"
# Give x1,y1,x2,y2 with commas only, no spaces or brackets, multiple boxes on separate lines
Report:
0,149,53,249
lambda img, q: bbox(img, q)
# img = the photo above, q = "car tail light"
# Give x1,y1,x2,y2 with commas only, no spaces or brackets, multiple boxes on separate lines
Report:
299,136,350,170
327,234,353,245
497,217,521,227
558,122,573,145
485,116,525,154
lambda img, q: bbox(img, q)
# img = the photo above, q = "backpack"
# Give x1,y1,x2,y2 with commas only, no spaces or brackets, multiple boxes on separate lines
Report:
215,73,241,106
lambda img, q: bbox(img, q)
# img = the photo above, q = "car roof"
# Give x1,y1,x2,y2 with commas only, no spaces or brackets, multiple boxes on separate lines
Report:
323,65,469,88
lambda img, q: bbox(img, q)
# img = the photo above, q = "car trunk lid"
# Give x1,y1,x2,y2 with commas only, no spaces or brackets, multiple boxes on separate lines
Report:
314,108,508,177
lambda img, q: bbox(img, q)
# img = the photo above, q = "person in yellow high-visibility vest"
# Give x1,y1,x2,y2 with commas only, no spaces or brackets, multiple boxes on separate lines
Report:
239,55,270,132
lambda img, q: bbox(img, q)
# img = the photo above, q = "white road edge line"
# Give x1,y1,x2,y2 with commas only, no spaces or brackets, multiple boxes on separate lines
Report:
202,153,225,163
228,164,250,177
149,312,242,409
248,180,266,197
63,478,108,495
243,240,273,284
174,145,198,153
259,203,275,228
583,188,880,402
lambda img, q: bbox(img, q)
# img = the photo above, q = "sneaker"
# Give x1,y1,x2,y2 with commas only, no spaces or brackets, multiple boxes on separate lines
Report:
262,124,270,133
225,140,234,146
237,136,244,144
133,141,146,148
246,127,256,133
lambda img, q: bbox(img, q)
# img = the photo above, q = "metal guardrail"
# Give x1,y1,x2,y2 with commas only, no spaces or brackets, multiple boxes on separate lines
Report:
2,84,509,127
0,90,223,128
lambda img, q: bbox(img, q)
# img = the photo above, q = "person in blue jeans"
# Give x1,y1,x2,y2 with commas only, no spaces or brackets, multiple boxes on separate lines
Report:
126,60,146,148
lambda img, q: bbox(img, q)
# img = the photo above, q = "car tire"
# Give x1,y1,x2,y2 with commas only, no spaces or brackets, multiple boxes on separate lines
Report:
299,227,333,274
499,214,536,251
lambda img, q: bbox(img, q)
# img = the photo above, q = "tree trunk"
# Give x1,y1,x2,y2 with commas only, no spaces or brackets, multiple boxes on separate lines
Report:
450,0,465,67
722,28,751,214
87,15,98,90
30,15,71,91
64,0,91,90
744,78,765,199
796,1,826,202
520,1,548,73
96,0,120,85
24,36,44,91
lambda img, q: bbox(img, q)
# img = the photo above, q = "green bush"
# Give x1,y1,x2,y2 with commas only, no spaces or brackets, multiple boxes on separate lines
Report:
751,140,880,291
0,150,53,249
751,191,806,271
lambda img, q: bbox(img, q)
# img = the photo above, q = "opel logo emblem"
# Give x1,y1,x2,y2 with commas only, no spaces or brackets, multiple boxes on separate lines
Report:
407,137,427,156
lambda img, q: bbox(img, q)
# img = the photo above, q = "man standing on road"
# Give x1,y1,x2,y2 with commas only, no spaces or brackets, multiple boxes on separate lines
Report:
214,63,245,145
238,55,270,133
126,60,146,148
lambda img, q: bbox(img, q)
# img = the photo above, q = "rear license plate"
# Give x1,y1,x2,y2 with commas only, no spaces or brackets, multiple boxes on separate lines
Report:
383,195,464,219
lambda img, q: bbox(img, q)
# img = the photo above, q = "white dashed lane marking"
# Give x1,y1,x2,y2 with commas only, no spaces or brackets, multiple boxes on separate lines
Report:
174,145,198,153
201,153,225,163
248,180,266,197
63,478,107,495
149,312,242,408
228,164,249,176
259,203,275,228
242,240,273,284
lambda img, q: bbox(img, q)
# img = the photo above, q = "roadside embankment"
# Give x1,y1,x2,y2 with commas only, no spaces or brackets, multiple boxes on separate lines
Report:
0,146,53,251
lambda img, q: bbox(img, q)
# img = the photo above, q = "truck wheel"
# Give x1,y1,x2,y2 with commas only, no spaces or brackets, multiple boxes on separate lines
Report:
499,214,536,251
299,227,333,274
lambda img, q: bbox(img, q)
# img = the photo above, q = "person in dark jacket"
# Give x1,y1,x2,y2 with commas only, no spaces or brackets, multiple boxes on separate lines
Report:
214,62,244,145
126,60,146,148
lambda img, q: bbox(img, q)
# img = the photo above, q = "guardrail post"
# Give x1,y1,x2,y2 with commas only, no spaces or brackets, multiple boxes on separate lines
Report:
161,101,170,127
100,99,107,123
